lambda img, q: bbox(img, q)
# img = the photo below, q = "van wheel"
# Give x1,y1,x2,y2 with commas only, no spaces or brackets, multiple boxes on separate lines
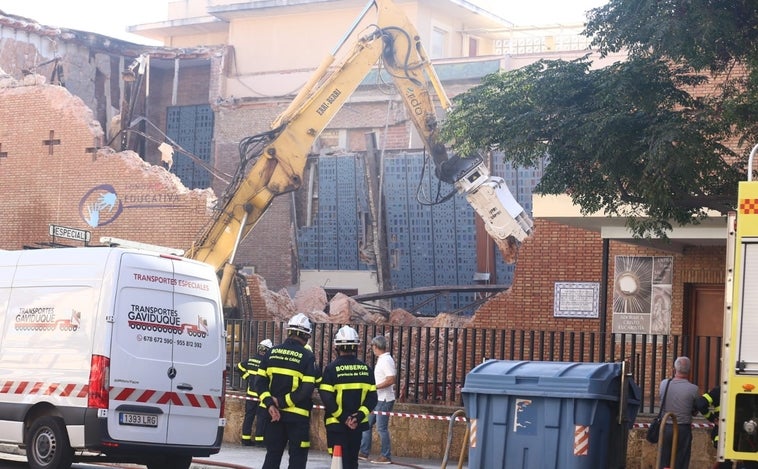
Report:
25,416,73,469
146,454,192,469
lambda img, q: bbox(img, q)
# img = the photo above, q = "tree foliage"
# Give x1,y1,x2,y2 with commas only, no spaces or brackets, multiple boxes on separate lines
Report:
441,0,758,237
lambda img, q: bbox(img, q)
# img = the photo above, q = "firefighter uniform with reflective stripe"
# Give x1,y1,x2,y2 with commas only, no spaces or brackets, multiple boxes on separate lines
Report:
255,337,318,469
237,355,266,445
695,386,735,469
319,354,377,469
696,387,722,446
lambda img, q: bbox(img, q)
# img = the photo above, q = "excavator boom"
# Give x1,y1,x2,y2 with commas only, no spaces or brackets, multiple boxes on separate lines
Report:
186,0,534,307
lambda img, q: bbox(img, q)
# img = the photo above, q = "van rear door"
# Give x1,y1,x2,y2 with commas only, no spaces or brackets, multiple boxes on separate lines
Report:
108,252,223,446
164,256,224,445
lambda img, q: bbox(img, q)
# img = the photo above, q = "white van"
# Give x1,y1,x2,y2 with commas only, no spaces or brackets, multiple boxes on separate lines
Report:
0,247,226,469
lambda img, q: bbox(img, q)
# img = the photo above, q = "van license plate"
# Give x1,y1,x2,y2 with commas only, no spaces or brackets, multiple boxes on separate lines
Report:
119,412,158,427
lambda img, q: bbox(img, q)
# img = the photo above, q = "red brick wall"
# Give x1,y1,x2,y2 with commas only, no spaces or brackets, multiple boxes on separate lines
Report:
473,219,604,332
473,219,726,337
237,196,296,291
0,85,212,252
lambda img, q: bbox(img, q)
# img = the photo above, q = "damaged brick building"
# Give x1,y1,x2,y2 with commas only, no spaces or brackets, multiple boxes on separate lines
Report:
0,1,733,398
1,2,542,304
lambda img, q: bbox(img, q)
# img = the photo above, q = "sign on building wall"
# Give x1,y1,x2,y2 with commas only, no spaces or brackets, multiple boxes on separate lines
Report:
553,282,600,318
612,256,673,335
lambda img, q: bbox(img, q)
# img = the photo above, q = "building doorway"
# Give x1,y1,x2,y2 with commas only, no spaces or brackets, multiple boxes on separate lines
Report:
687,283,724,391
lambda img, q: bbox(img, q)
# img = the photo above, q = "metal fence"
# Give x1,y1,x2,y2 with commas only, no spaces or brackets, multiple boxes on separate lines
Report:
226,319,722,414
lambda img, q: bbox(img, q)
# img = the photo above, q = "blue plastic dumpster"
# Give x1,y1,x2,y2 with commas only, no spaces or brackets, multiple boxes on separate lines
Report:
462,360,640,469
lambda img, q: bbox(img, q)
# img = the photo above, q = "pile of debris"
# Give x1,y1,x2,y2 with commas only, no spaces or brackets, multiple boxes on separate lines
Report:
245,273,473,328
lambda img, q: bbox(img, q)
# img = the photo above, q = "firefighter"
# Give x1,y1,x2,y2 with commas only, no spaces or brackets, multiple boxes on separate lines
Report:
237,338,272,446
695,387,758,469
255,313,318,469
696,386,731,469
319,326,377,469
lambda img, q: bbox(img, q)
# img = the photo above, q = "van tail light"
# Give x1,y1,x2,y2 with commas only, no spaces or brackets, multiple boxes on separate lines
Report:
88,355,110,409
220,368,227,418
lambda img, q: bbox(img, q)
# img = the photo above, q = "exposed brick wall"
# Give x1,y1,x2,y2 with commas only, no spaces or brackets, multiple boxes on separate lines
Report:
236,196,296,291
472,219,604,332
210,103,297,291
2,84,728,321
0,84,213,252
473,219,725,337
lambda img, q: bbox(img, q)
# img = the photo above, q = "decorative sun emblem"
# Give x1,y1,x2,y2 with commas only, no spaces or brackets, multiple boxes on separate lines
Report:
613,257,652,314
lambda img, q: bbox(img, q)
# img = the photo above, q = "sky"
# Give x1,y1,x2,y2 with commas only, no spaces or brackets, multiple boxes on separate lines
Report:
0,0,607,45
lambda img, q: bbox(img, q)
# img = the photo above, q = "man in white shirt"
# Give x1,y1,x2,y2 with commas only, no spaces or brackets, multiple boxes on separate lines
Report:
359,335,396,465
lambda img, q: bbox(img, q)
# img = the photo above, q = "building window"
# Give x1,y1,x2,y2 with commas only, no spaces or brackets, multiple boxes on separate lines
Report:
431,27,449,59
468,37,478,57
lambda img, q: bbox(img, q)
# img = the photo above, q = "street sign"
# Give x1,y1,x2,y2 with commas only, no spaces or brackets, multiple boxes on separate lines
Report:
49,224,91,243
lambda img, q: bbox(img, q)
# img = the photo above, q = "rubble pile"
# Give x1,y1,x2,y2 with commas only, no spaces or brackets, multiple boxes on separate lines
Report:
246,273,474,329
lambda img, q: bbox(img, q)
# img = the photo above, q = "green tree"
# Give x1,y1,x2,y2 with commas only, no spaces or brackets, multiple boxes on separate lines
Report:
441,0,758,237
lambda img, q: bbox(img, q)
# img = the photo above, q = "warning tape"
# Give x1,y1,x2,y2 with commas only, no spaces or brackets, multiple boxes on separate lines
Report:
633,421,714,429
225,393,468,421
226,393,715,427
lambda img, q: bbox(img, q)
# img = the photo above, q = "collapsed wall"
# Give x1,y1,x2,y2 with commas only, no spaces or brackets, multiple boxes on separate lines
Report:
0,80,215,252
0,79,458,325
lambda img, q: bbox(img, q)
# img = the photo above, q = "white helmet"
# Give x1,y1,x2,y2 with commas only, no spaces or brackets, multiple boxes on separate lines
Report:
287,313,312,335
334,325,360,346
257,339,273,352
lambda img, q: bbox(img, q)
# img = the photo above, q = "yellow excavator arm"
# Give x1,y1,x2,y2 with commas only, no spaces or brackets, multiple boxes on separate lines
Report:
186,0,534,306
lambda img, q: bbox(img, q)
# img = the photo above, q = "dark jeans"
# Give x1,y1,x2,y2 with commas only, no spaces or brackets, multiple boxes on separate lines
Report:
360,400,394,459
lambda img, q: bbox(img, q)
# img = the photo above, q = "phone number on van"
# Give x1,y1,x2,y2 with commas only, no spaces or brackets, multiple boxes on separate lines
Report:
137,335,202,348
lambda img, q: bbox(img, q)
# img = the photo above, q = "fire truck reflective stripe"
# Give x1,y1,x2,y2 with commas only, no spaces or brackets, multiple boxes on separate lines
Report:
574,425,589,456
739,198,758,214
30,382,42,393
44,384,59,395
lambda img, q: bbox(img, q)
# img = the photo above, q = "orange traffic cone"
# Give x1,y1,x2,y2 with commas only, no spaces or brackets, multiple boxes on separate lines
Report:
330,444,343,469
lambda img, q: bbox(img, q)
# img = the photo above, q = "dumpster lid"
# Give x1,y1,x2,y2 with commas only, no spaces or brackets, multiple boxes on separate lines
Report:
461,360,629,400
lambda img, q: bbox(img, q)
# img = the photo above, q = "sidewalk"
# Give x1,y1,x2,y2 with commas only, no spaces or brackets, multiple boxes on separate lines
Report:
192,443,463,469
1,443,462,468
